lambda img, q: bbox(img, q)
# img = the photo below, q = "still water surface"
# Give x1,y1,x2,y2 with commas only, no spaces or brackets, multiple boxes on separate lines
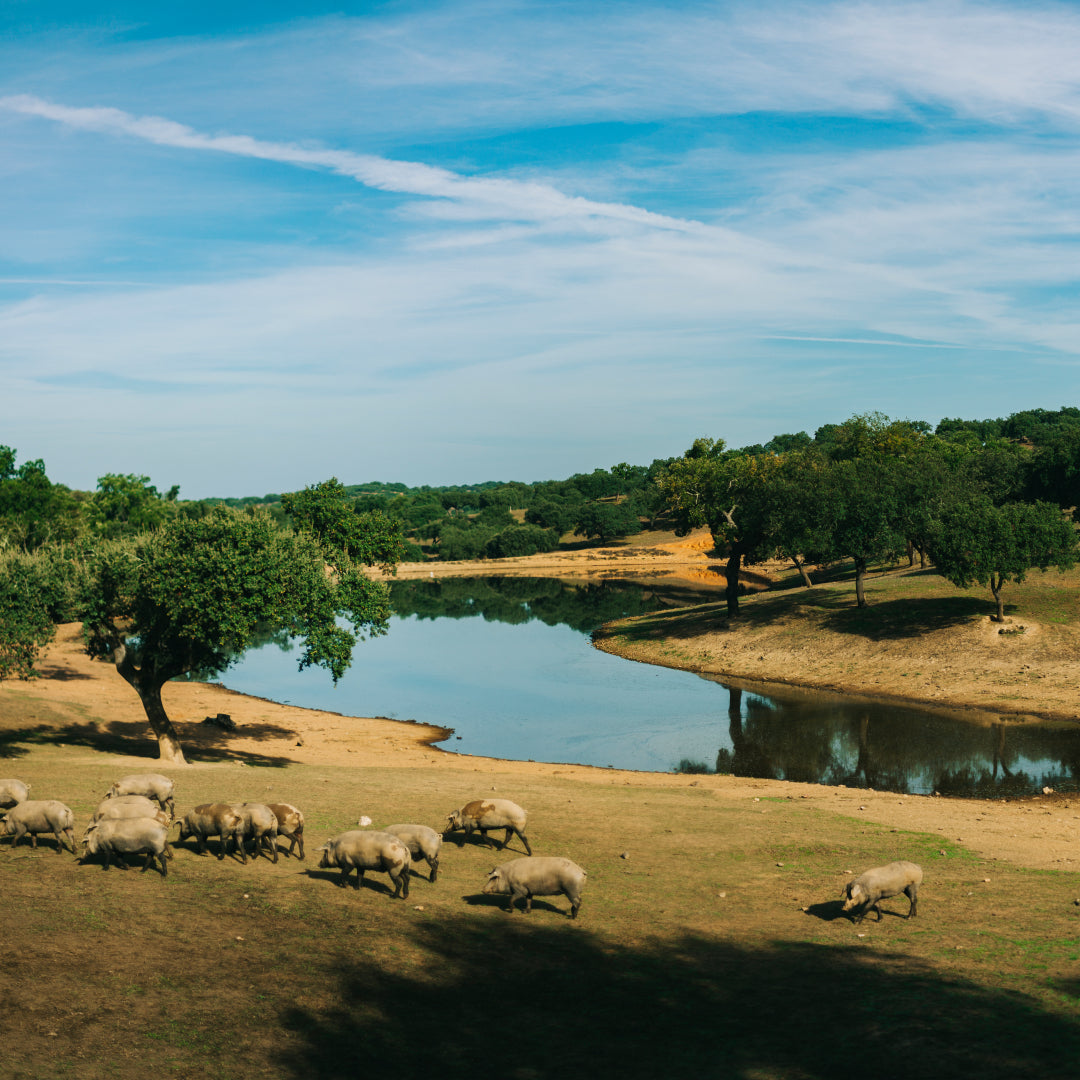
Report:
220,577,1080,796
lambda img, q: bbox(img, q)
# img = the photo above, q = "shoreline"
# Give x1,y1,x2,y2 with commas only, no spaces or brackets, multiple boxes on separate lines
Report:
4,534,1080,870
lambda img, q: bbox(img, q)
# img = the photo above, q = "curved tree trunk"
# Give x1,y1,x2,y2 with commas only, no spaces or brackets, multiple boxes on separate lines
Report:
791,554,813,588
113,645,188,764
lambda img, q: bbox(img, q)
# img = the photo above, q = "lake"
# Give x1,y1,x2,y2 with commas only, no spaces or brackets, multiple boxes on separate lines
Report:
218,576,1080,796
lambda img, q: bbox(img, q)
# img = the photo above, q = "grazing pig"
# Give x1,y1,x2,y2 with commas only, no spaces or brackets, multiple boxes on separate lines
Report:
842,861,923,923
174,804,244,861
483,856,586,918
444,798,532,855
81,818,172,877
91,795,169,826
106,774,175,816
1,800,76,854
232,802,279,863
0,779,30,811
317,830,411,898
266,802,305,860
384,823,442,882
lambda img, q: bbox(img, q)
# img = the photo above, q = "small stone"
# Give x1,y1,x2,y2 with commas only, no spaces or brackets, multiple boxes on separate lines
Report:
243,893,250,899
718,891,726,898
857,933,866,938
358,816,372,827
620,851,630,860
235,936,244,942
413,905,424,911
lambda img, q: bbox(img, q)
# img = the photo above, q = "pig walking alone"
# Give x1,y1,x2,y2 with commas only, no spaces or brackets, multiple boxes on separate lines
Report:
483,856,586,918
842,861,923,923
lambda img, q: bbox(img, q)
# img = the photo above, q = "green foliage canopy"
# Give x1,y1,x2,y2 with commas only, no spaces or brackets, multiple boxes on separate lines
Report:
80,505,396,763
280,477,407,570
928,498,1077,621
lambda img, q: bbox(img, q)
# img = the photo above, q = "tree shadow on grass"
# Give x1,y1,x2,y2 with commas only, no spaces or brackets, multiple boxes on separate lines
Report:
818,594,999,640
278,917,1080,1080
0,719,297,767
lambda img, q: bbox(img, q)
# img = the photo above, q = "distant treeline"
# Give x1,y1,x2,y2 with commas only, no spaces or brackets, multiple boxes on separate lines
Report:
3,405,1080,570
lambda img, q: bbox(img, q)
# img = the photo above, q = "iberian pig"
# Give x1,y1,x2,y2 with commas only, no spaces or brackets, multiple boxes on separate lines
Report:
483,856,586,918
317,830,411,898
444,798,532,855
1,800,76,854
842,861,923,923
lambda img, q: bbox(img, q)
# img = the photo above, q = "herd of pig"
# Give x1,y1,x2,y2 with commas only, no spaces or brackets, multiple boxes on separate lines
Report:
1,774,924,923
0,774,589,919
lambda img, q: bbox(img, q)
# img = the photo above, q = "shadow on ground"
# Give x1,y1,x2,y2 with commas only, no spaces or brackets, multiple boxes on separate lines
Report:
819,594,1000,640
278,917,1080,1080
0,720,296,767
594,586,1000,647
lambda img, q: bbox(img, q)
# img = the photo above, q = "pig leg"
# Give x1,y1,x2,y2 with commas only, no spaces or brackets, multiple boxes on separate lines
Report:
905,884,918,918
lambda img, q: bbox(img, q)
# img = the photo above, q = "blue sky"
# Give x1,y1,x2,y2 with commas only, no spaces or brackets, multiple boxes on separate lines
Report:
3,1,1080,498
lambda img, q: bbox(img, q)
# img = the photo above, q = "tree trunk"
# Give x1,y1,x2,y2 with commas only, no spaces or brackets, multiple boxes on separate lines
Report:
791,554,813,588
113,645,188,764
990,574,1005,622
136,682,189,764
854,556,868,607
725,550,742,618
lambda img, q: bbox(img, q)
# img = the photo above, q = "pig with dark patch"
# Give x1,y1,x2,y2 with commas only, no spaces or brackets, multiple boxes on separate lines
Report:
842,861,923,923
231,802,279,863
483,856,586,918
444,798,532,855
174,804,245,861
266,802,305,859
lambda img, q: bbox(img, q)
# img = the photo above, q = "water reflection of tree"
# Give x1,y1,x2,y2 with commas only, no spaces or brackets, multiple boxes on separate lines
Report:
709,681,1080,795
933,722,1080,796
388,577,709,634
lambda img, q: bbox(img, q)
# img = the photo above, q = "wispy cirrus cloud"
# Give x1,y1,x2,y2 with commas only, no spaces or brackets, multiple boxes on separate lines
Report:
0,94,703,233
3,1,1080,496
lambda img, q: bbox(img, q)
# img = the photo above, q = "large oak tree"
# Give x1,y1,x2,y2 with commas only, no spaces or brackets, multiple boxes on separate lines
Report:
80,501,401,764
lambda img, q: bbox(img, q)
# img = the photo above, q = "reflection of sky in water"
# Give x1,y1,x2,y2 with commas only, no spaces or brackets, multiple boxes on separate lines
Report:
224,615,733,773
221,610,1080,793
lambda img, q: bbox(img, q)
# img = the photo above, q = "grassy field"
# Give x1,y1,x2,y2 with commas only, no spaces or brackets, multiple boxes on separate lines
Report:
3,746,1080,1080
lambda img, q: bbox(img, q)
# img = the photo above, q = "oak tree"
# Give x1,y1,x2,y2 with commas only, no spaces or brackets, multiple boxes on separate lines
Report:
80,504,398,763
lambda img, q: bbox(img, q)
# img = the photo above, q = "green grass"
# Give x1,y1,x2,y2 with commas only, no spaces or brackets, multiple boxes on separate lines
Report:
3,737,1080,1078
